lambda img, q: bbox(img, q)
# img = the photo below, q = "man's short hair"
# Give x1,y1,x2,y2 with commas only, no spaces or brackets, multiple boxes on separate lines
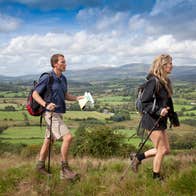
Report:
50,54,64,67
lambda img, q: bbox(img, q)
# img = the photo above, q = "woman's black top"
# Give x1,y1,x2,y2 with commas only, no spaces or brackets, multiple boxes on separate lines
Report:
141,74,174,130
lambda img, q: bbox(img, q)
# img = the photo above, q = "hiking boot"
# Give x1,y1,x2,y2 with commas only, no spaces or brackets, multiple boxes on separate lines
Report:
130,153,141,173
153,175,164,181
153,173,164,181
60,162,80,181
36,160,50,175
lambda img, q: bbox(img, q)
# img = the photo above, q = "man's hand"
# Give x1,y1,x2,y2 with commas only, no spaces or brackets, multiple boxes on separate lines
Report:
46,103,56,111
76,96,85,101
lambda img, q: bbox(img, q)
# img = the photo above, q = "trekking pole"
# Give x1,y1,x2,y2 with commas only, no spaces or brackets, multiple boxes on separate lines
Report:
48,111,53,173
119,116,162,181
136,116,161,155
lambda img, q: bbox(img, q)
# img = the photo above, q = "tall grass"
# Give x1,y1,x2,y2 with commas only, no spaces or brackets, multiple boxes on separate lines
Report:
0,152,195,195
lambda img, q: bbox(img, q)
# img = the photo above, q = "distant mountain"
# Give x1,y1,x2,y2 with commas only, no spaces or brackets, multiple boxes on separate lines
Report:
171,66,196,81
66,63,149,82
0,63,196,83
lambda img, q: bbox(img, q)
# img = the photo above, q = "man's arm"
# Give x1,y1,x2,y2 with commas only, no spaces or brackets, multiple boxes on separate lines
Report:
32,91,47,107
32,90,56,111
65,92,84,101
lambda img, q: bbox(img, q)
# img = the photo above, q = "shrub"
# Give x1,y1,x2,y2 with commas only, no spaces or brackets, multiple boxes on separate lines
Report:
0,141,27,155
110,110,130,122
181,119,196,126
169,132,196,149
71,124,132,158
0,126,8,134
4,105,16,111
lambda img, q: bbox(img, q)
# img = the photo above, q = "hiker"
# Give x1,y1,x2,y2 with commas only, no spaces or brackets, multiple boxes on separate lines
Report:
131,54,179,180
33,54,83,180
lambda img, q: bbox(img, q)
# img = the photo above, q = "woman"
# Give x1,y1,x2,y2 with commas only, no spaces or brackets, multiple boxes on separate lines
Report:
131,54,179,180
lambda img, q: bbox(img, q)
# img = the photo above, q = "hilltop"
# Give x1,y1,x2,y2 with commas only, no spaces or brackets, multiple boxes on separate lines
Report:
0,63,196,83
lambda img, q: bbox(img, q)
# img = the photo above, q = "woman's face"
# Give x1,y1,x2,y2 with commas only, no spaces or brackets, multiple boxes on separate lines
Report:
164,59,173,74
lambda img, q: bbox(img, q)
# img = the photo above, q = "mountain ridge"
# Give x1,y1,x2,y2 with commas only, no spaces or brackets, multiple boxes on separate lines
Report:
0,63,195,82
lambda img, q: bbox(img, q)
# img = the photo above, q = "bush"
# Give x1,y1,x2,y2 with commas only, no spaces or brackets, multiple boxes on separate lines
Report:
71,124,132,158
181,119,196,126
110,110,130,122
0,141,27,155
0,126,8,134
4,105,16,111
169,132,196,149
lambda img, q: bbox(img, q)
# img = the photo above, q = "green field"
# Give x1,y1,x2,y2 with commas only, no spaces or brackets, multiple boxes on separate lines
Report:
0,126,145,147
174,104,194,111
0,111,25,121
97,96,131,102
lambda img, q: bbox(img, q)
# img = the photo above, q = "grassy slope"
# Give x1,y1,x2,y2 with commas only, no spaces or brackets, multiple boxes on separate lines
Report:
0,152,195,195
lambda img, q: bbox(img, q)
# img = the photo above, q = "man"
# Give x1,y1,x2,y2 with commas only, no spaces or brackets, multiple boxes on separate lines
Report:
32,54,83,180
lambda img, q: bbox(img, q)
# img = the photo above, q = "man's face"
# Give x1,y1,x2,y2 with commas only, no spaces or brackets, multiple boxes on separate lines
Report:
54,56,67,72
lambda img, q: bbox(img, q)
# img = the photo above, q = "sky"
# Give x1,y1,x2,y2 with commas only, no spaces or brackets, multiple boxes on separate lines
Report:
0,0,196,76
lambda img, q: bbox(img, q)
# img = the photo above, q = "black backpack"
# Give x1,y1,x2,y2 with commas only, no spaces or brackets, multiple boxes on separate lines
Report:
135,77,159,114
26,72,54,116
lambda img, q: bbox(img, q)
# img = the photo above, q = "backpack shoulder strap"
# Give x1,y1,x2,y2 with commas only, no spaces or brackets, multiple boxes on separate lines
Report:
48,72,54,86
153,77,160,94
39,72,54,86
39,72,54,128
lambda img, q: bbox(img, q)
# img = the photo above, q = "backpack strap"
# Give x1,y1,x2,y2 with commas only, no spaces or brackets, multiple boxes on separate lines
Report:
39,72,54,102
39,72,54,127
152,77,159,113
154,77,160,94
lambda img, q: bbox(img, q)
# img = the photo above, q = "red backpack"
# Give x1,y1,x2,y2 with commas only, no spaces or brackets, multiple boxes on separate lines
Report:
26,72,54,116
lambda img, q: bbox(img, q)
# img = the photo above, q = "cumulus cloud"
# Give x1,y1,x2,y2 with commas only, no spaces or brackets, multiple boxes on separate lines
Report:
1,31,196,76
0,14,21,32
149,0,196,40
0,0,196,76
77,8,129,34
77,0,196,41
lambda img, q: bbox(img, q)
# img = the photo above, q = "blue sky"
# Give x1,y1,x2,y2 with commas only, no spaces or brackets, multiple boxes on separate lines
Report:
0,0,196,76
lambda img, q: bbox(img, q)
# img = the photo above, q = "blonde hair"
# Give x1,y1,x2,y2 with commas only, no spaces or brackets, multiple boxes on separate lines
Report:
149,54,173,96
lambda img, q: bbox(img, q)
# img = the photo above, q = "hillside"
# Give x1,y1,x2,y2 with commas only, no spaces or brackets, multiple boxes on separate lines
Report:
0,152,195,195
0,64,196,83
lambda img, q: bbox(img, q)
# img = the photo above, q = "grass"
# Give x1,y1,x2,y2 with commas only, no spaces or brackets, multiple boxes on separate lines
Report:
0,91,26,98
64,111,111,120
174,104,193,111
0,110,111,121
0,126,77,144
0,126,144,147
0,152,195,195
97,96,130,102
0,103,19,110
0,110,112,127
0,111,25,121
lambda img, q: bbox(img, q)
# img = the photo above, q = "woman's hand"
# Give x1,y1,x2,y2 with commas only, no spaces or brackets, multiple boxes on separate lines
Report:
160,107,170,117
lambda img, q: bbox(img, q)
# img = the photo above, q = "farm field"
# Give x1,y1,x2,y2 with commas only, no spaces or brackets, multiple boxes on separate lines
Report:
0,77,196,196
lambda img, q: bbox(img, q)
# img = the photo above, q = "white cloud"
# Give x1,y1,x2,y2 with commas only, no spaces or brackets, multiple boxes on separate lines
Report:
1,1,196,76
0,14,21,32
151,0,196,16
1,31,196,76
